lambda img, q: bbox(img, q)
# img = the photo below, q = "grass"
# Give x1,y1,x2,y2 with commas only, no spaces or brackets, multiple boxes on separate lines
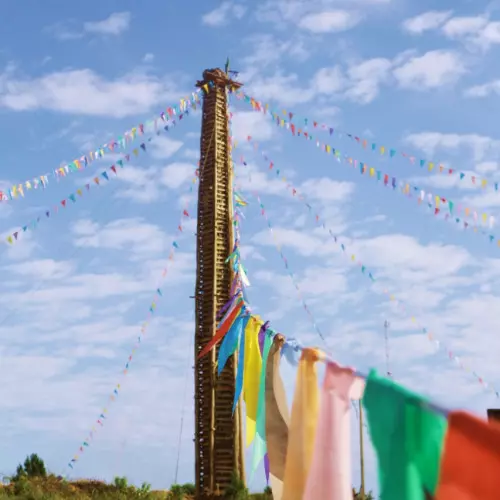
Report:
0,475,273,499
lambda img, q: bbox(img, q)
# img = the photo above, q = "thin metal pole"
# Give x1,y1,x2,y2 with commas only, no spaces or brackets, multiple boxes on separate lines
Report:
384,320,391,378
359,400,366,500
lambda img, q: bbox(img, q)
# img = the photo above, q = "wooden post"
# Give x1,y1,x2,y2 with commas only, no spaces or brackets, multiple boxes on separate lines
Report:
194,68,244,498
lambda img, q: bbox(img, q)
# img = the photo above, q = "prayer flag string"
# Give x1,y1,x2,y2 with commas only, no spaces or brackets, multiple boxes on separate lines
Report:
65,171,199,473
231,104,500,250
236,91,500,196
0,86,212,203
4,111,192,246
237,147,499,399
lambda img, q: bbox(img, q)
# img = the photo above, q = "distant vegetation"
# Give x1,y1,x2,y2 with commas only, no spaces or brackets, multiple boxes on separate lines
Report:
0,454,374,499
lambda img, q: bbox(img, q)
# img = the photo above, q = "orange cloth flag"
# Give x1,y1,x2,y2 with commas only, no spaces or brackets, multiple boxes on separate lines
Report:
436,411,500,499
197,300,243,359
282,348,321,500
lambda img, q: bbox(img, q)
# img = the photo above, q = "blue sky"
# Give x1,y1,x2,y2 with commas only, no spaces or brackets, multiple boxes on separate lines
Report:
2,0,500,494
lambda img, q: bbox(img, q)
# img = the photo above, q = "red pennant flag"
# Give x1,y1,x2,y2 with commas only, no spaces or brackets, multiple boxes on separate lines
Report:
435,208,440,215
110,166,117,174
178,225,182,232
198,301,243,359
61,200,67,207
269,162,274,170
183,210,189,217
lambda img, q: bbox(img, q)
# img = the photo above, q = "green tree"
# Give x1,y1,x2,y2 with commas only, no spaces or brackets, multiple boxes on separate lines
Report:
352,488,375,499
223,471,248,499
12,453,47,481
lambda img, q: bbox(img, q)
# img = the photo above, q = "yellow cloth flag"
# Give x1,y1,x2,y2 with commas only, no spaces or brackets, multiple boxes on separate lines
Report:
282,348,321,500
243,316,263,446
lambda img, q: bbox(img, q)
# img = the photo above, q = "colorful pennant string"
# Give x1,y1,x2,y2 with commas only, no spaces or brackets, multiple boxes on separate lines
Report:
1,83,215,203
236,91,500,195
228,105,327,347
241,133,500,253
251,192,326,344
4,110,192,246
237,148,499,399
232,107,500,250
65,171,199,473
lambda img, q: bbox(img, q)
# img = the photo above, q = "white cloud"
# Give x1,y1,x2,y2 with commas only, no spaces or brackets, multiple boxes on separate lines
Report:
202,2,246,26
150,136,184,160
393,50,466,89
4,259,75,281
404,132,500,162
242,34,311,72
345,58,392,103
442,15,488,39
0,67,182,117
112,162,196,203
231,111,275,142
402,10,453,34
439,14,500,50
246,73,315,106
83,12,131,36
465,79,500,98
143,53,155,63
72,217,171,258
161,163,197,189
312,66,346,94
298,10,361,33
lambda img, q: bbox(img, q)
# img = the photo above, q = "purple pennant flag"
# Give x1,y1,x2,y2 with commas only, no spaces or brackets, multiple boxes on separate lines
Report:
264,453,270,484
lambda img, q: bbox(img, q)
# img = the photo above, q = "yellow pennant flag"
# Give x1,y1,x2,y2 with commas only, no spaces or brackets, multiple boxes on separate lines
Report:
243,315,263,446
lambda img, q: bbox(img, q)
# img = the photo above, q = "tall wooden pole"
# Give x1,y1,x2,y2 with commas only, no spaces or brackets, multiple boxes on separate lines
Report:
193,68,245,498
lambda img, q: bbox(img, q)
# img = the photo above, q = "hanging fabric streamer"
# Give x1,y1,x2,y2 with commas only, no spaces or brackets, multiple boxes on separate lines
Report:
436,411,500,498
304,362,365,500
252,333,273,474
282,348,322,500
265,335,289,500
362,369,447,500
243,315,264,446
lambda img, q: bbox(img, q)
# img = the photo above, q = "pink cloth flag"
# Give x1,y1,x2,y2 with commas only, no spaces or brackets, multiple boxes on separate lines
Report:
304,362,365,500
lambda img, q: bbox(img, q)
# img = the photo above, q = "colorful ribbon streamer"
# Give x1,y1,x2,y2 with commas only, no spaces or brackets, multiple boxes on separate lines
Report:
233,106,500,250
1,83,215,203
237,91,500,195
4,110,193,246
239,148,499,399
66,171,199,473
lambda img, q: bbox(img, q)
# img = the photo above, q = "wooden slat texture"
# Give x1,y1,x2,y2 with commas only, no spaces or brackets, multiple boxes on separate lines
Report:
194,68,245,499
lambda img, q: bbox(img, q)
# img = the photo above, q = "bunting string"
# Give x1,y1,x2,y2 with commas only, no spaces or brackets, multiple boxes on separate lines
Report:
65,171,199,473
228,105,327,347
240,135,498,251
236,90,500,195
232,106,500,250
0,86,213,203
238,148,499,399
4,108,195,246
251,191,326,344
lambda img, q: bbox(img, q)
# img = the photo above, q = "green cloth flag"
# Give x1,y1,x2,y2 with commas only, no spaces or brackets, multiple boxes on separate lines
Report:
251,333,273,474
362,369,447,500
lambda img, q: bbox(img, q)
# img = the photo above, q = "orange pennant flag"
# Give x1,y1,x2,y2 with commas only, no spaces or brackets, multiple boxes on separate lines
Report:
197,301,243,359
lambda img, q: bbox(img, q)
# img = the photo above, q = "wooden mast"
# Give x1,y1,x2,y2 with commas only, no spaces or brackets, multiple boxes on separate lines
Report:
194,68,245,498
